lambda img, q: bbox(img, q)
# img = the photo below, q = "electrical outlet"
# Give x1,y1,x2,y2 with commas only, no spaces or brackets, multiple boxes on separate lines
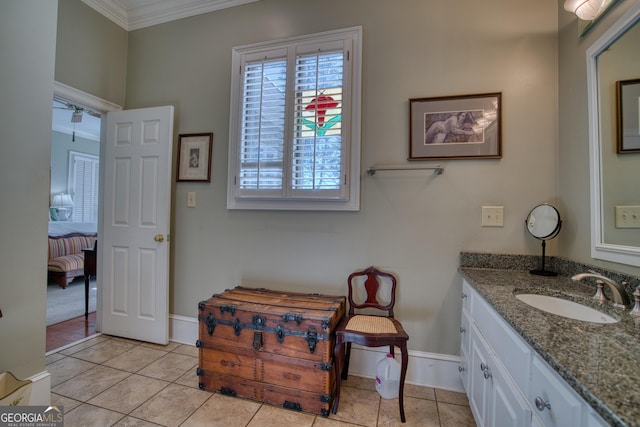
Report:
615,205,640,228
187,191,196,208
482,206,504,227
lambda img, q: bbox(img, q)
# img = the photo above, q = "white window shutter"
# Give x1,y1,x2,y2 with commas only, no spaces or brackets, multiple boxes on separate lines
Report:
69,151,99,222
240,57,287,192
227,27,362,210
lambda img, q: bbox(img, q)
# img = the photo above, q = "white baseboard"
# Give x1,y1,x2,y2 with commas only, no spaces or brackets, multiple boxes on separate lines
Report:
27,371,51,405
169,313,199,345
169,314,464,393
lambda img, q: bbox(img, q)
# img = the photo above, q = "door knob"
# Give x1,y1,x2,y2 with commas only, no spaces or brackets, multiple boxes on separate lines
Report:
154,234,164,242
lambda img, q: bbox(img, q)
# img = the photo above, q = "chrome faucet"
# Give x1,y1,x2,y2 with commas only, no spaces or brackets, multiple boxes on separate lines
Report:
571,272,631,309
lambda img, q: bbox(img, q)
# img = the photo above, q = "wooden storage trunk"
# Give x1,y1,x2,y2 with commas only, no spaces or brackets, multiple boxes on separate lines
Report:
196,286,346,417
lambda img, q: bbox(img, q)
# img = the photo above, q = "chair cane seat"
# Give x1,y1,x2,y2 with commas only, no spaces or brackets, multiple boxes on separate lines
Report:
345,315,397,334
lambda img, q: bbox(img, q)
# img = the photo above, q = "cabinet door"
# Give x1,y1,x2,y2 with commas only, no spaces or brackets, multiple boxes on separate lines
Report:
460,347,470,393
460,307,471,357
469,324,491,427
460,280,473,398
470,323,531,427
488,362,531,427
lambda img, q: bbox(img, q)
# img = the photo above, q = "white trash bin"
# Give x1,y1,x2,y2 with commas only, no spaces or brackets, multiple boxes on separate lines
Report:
0,372,32,406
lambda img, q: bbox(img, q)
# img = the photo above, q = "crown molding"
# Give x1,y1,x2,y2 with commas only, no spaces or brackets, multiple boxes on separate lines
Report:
82,0,261,31
82,0,129,30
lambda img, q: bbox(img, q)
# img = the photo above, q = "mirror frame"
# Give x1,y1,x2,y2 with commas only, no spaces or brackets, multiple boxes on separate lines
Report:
587,1,640,267
526,204,561,240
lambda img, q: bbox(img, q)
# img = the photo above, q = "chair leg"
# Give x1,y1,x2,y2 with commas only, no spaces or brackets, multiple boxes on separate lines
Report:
342,342,352,380
398,343,409,423
332,340,344,415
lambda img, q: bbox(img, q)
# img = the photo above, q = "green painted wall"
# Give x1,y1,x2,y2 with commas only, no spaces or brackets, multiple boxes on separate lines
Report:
0,0,58,380
55,0,128,106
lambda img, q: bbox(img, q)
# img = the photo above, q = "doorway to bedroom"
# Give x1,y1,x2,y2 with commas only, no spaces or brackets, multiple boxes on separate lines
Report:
47,94,102,350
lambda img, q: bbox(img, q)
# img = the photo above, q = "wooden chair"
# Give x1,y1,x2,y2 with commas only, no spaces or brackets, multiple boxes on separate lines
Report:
332,266,409,422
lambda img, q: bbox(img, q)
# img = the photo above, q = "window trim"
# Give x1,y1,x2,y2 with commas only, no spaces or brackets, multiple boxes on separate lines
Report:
227,26,362,211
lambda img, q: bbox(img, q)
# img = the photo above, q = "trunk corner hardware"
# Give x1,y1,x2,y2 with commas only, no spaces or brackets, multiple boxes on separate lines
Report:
220,387,237,397
283,401,302,411
206,312,216,335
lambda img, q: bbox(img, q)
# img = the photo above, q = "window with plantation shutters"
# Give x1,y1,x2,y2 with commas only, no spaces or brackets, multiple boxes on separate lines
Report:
228,27,362,211
69,151,99,222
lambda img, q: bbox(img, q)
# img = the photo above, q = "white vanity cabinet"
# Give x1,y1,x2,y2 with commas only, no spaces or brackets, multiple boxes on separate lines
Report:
460,279,609,427
461,280,531,427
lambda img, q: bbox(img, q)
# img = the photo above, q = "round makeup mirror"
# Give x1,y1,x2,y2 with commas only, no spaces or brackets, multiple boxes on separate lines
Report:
526,204,562,276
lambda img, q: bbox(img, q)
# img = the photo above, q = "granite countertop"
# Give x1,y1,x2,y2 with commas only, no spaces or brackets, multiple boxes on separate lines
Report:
460,267,640,427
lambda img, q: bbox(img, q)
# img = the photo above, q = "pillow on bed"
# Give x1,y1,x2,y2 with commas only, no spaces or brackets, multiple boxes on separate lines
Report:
49,207,59,221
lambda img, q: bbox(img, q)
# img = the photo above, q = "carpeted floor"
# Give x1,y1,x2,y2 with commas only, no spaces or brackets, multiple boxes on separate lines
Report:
46,278,96,326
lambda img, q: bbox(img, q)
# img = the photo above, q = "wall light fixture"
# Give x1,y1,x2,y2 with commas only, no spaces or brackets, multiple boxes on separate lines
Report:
564,0,607,20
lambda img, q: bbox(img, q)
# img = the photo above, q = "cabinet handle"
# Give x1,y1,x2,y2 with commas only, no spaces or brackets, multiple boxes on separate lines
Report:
480,362,488,371
460,327,466,333
534,396,551,411
483,370,492,379
458,366,465,373
461,292,467,299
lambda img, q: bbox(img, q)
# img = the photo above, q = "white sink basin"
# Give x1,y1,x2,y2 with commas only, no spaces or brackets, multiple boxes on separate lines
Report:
515,294,618,324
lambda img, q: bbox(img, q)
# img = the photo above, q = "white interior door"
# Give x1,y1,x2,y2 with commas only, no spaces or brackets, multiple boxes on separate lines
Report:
99,105,174,344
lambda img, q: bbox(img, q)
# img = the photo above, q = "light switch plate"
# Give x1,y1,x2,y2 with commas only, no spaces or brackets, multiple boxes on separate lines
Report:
482,206,504,227
187,191,196,208
615,205,640,228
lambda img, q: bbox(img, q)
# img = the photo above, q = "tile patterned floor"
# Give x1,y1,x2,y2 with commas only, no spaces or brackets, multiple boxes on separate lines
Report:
47,335,476,426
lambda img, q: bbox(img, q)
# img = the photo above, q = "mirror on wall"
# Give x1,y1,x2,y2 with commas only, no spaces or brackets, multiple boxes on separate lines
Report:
587,2,640,266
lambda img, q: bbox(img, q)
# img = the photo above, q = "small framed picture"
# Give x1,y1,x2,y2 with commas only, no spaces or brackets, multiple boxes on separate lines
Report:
177,133,213,182
616,78,640,153
409,92,502,160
